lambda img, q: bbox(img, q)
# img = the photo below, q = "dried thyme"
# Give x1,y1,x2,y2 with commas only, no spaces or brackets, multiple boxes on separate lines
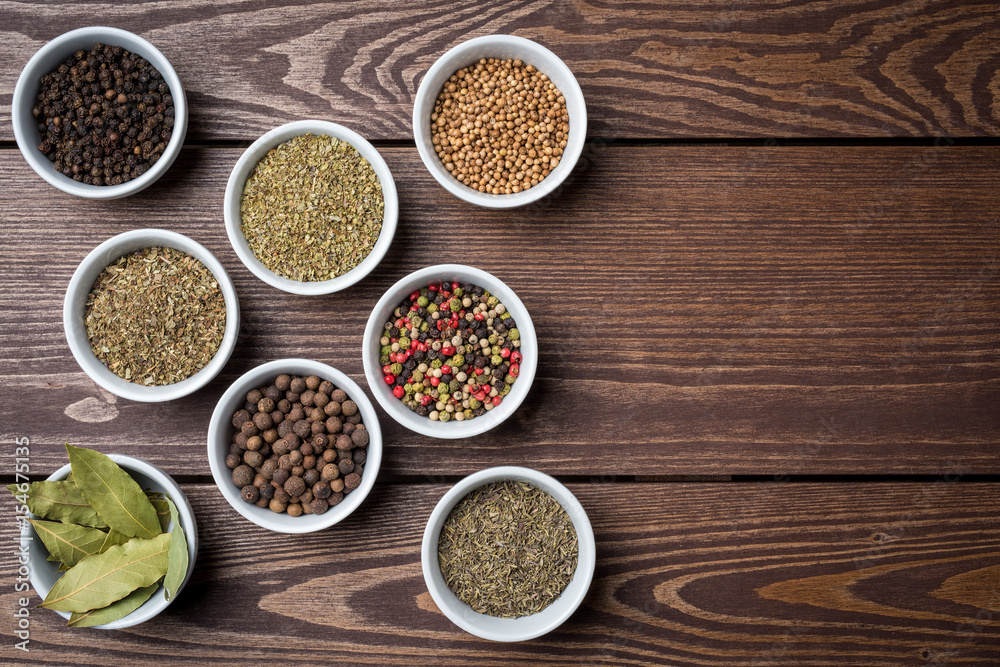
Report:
240,134,384,282
438,481,578,618
85,246,226,385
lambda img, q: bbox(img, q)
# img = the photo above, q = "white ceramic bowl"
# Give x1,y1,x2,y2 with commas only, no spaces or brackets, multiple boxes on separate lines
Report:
21,454,198,629
412,34,587,209
422,466,596,641
362,264,537,439
207,359,382,534
223,120,398,295
12,26,188,199
63,229,240,402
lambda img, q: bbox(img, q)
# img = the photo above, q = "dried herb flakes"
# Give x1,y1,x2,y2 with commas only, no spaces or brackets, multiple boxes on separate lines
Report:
85,246,226,386
240,133,384,282
438,481,578,618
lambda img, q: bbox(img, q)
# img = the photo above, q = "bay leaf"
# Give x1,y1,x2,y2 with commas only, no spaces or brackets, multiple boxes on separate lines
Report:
40,532,170,613
66,444,160,539
163,497,189,601
145,491,171,533
67,582,160,628
7,481,107,529
29,519,129,568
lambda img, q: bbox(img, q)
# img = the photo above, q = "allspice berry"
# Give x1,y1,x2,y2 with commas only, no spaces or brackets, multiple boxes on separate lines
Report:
228,373,368,516
232,464,254,488
309,498,329,515
344,472,361,490
351,428,369,447
284,475,306,497
241,485,260,504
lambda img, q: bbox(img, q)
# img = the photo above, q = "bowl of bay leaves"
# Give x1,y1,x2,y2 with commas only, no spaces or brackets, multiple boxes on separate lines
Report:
11,445,197,629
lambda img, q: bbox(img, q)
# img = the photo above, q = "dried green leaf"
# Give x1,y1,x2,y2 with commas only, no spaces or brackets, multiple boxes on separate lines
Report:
145,491,171,533
66,445,160,539
163,497,189,601
40,533,170,613
7,481,107,529
67,582,160,628
29,519,129,568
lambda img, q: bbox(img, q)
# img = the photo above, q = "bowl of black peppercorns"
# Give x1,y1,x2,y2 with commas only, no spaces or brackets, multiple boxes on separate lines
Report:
207,359,382,534
12,26,187,199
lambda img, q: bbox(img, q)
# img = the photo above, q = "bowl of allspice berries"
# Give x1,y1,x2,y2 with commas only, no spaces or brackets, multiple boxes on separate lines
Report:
208,359,382,534
11,26,187,199
412,34,586,208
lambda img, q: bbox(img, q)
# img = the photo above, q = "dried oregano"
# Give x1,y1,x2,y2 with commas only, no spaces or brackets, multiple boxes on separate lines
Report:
85,247,226,386
240,133,384,282
438,481,578,618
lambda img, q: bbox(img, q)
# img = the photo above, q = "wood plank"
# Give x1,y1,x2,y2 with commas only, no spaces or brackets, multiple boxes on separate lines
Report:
1,145,998,476
2,482,998,664
1,0,998,141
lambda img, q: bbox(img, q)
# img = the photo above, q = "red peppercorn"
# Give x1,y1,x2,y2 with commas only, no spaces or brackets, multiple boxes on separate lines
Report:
442,346,455,356
474,368,483,375
410,290,420,301
420,395,432,406
430,377,440,387
384,374,395,385
382,364,391,375
451,282,459,289
441,365,451,375
510,364,520,377
474,312,484,321
492,396,502,406
511,351,522,364
393,386,405,398
500,349,510,359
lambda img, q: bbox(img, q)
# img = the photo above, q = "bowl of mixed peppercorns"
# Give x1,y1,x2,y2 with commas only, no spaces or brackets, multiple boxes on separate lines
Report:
12,26,187,199
412,34,586,208
363,264,537,439
207,359,382,534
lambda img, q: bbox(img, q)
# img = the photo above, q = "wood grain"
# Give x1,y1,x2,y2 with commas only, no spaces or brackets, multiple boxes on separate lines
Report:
1,0,998,140
1,144,997,477
2,482,998,665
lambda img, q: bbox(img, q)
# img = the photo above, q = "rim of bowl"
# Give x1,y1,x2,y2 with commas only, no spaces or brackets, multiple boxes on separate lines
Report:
207,359,382,534
63,228,240,402
11,26,188,199
421,466,596,642
362,264,537,439
412,34,587,209
223,120,399,295
21,454,199,629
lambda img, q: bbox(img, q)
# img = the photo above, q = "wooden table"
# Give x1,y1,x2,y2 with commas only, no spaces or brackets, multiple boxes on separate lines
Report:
2,2,999,664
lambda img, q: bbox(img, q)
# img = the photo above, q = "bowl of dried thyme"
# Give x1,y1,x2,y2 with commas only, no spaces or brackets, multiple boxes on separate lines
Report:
12,26,188,199
63,228,240,402
224,120,398,295
421,466,596,641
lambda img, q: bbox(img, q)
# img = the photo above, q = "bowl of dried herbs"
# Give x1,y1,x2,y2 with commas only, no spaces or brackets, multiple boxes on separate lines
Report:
224,120,398,295
10,445,197,629
63,228,240,402
421,466,596,642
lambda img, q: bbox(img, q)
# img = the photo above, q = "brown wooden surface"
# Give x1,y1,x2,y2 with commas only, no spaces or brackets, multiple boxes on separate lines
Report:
2,482,999,665
2,0,999,141
3,2,1000,664
1,145,997,477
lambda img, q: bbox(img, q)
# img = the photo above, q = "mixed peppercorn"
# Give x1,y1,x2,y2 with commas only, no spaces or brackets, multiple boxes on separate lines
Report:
227,374,368,516
32,43,174,185
379,280,522,422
